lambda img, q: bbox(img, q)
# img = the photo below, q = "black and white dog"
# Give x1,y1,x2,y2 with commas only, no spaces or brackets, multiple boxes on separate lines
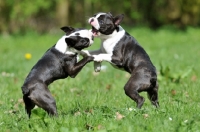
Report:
21,26,94,117
84,12,159,108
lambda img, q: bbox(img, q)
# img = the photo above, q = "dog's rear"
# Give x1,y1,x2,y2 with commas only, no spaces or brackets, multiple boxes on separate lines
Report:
22,81,57,117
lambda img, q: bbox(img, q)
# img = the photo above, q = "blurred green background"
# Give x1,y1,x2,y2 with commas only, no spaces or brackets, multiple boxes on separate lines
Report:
1,0,200,34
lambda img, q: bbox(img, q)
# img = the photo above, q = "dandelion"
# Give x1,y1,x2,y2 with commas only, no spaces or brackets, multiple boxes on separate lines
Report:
169,117,172,121
25,53,32,60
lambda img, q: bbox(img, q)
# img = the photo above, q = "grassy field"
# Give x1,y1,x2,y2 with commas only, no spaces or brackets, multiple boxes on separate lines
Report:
0,27,200,132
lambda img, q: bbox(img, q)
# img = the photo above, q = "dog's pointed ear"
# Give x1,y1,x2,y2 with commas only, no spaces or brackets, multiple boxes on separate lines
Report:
114,14,124,26
65,37,76,47
61,26,75,33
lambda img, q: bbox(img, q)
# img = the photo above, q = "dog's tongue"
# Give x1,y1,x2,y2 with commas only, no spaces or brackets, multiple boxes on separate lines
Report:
93,32,98,36
92,27,98,36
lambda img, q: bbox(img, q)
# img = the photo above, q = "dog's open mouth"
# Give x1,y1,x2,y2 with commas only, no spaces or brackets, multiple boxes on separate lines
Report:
92,26,99,36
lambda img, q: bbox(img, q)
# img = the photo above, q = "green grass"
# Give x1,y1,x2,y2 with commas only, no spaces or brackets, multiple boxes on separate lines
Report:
0,27,200,132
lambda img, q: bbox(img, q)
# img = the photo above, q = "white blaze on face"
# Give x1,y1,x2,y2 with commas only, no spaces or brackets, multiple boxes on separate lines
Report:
88,13,106,30
55,29,93,54
66,29,94,44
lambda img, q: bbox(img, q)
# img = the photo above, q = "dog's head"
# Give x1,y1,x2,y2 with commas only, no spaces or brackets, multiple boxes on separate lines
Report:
88,12,124,37
61,26,94,50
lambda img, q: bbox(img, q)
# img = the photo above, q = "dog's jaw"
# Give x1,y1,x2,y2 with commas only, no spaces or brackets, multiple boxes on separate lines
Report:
88,12,107,37
91,27,99,36
89,18,100,36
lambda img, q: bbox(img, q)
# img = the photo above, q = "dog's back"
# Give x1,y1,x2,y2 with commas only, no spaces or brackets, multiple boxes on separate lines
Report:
22,46,68,91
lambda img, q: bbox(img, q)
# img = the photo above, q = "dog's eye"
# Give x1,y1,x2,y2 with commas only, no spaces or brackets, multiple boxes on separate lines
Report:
75,33,80,36
100,20,104,25
81,39,87,43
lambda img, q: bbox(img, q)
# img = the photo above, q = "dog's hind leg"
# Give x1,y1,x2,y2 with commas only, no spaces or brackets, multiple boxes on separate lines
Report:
147,81,159,108
124,75,145,109
28,84,57,116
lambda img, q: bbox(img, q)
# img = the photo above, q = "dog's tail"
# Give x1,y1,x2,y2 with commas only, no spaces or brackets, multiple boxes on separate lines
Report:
21,85,29,95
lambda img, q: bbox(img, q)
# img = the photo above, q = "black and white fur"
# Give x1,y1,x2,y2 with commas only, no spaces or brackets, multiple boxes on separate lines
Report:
21,26,94,118
84,12,159,108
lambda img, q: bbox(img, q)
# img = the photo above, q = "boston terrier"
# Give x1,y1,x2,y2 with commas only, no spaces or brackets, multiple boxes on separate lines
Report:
21,26,94,118
84,12,159,108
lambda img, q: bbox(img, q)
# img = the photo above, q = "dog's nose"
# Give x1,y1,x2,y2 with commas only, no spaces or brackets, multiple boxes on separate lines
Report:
90,18,94,24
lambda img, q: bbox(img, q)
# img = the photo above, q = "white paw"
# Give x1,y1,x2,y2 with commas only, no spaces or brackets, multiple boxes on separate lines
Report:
93,55,103,62
94,67,101,72
94,62,101,72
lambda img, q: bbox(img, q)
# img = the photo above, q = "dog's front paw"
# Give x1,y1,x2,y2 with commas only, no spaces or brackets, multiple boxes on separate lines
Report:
92,55,103,62
94,61,101,72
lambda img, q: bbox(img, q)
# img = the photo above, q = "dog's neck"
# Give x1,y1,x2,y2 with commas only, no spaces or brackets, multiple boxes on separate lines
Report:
99,26,125,46
55,36,77,55
55,36,67,53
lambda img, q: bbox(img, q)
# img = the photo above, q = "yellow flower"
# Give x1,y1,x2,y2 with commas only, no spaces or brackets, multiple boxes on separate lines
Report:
25,53,32,60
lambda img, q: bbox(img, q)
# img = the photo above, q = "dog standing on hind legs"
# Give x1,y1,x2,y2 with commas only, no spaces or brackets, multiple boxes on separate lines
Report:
21,26,94,118
83,12,159,108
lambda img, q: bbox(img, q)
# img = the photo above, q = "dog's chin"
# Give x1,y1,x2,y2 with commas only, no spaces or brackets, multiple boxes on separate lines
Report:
89,40,94,45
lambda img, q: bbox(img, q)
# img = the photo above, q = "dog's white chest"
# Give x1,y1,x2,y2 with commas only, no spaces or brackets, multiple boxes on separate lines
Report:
102,40,116,54
102,28,125,54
